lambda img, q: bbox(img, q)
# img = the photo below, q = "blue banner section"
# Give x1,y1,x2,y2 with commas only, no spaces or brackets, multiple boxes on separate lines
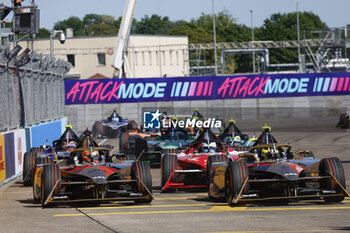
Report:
31,120,63,148
65,72,350,105
4,133,15,179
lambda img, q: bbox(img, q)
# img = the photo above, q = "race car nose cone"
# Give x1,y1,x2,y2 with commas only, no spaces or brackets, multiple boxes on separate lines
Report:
79,167,107,183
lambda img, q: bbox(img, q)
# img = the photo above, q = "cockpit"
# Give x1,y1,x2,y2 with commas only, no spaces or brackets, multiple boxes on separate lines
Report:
246,144,294,163
70,148,110,165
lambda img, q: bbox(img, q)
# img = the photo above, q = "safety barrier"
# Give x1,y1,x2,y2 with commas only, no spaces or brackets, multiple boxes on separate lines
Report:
0,118,66,186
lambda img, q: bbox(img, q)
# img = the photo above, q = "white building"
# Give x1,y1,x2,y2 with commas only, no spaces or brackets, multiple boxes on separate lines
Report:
24,34,189,79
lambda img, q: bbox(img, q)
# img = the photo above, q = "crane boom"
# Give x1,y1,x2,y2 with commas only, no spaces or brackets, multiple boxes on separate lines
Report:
111,0,137,78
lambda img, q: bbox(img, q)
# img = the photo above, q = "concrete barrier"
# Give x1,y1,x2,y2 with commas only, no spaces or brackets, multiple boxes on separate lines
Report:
65,96,350,131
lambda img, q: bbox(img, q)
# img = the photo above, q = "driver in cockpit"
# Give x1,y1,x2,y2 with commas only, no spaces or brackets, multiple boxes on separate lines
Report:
76,150,101,164
109,110,122,122
200,142,217,153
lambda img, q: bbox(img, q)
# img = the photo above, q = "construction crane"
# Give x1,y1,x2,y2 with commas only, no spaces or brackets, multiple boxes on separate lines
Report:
111,0,136,78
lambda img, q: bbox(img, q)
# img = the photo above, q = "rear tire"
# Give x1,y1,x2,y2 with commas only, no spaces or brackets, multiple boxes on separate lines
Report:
161,153,178,189
41,164,60,207
23,151,38,185
225,159,248,206
128,135,147,159
119,131,129,153
133,161,152,203
319,157,346,202
30,147,43,153
92,121,103,138
127,120,138,130
36,157,54,166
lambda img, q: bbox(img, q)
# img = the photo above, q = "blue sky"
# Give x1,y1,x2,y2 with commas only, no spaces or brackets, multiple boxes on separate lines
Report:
9,0,350,30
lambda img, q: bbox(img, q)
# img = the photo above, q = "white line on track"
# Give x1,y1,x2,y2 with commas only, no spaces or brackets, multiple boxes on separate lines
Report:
98,139,108,145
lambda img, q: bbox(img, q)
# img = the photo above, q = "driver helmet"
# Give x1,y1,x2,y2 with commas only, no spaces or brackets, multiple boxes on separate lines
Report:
208,142,217,153
112,116,119,122
201,143,209,153
111,111,119,122
82,150,100,163
65,141,76,151
234,135,241,143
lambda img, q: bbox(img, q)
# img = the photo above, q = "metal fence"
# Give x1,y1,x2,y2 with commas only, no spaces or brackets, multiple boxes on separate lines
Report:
0,43,71,131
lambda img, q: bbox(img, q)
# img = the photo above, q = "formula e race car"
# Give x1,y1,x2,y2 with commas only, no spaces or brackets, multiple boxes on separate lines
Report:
22,125,80,185
92,110,137,138
336,113,349,129
119,126,160,154
219,119,256,151
207,125,349,206
32,130,153,207
125,127,196,166
160,128,237,192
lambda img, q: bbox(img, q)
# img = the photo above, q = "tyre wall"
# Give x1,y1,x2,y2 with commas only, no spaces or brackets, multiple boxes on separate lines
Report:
0,118,67,186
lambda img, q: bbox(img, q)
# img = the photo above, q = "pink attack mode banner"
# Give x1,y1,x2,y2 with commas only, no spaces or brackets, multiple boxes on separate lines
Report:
64,72,350,105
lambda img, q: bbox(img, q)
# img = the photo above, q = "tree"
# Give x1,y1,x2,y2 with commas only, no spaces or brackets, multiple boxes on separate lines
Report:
256,12,328,64
169,21,214,43
86,24,117,36
83,14,103,26
54,16,85,36
135,15,174,34
36,28,51,38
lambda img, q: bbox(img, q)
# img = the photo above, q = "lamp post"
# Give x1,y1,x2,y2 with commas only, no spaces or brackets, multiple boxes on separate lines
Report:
250,10,255,73
296,0,301,73
212,0,217,76
50,30,66,58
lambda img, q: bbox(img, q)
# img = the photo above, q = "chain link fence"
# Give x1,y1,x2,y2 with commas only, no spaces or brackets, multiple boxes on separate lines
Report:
0,43,71,132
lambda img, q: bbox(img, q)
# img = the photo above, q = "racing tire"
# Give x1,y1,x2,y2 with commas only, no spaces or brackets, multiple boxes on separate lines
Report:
128,135,147,159
32,158,53,202
127,120,138,130
161,153,178,190
133,161,152,203
41,164,61,207
225,159,249,206
92,121,104,138
36,157,54,166
319,157,346,203
23,151,38,185
207,154,229,180
30,147,44,153
119,131,129,153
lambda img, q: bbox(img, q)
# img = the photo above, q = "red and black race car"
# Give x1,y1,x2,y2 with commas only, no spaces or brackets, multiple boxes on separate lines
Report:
160,128,236,192
208,125,349,206
33,130,153,207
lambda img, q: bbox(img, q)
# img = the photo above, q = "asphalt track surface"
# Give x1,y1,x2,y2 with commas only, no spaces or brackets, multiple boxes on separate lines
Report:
1,118,350,233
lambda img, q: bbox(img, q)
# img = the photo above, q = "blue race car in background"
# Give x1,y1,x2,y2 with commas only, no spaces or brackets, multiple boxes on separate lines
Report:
92,110,137,138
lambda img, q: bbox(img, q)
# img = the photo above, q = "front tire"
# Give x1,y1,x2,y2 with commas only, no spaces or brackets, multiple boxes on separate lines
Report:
23,151,38,185
133,161,152,203
319,157,346,202
207,154,228,179
161,153,178,190
225,159,248,206
41,164,60,207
